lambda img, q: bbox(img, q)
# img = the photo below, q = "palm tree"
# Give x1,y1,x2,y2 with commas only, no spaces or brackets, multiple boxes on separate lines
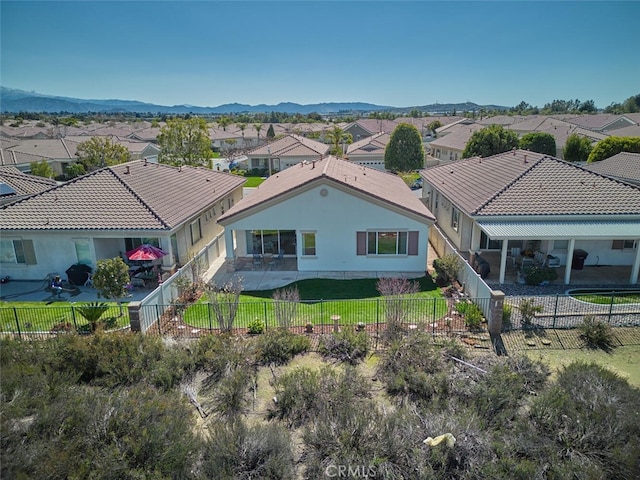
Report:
325,126,353,158
253,123,263,144
218,116,232,131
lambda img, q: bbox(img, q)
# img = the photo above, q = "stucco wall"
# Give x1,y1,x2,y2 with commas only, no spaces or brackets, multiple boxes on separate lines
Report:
226,183,430,272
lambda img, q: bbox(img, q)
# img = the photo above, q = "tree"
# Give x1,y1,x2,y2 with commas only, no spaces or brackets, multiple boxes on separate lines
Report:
92,257,131,315
76,136,130,170
266,124,275,139
237,122,246,141
462,125,519,158
519,132,557,156
324,125,352,158
64,163,86,179
384,123,425,171
253,123,263,141
217,116,232,131
30,160,55,179
427,120,442,136
563,133,593,162
157,117,213,167
587,136,640,163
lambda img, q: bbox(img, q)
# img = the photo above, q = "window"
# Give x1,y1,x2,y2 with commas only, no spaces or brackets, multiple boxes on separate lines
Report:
204,207,216,222
125,237,160,251
74,239,92,265
247,230,297,255
365,231,408,255
0,238,36,264
553,240,569,250
190,219,202,245
612,239,637,250
302,232,316,256
479,232,502,250
451,207,460,232
228,197,234,209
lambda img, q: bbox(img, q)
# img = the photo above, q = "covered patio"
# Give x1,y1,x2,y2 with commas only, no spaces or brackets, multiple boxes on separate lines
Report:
461,250,635,287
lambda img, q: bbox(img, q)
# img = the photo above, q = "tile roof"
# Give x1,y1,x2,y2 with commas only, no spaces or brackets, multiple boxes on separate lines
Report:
0,167,57,200
248,134,329,157
428,124,483,151
219,156,434,224
421,149,640,217
563,114,629,130
582,152,640,185
0,159,245,231
346,132,390,155
1,139,77,163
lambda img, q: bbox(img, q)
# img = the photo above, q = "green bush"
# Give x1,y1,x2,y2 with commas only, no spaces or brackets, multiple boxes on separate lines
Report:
432,254,461,286
456,300,484,330
522,265,557,285
247,317,265,335
502,303,513,331
318,327,369,364
578,315,616,351
256,329,310,366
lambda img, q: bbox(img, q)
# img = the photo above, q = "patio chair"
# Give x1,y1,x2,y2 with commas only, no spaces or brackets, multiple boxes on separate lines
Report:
252,254,263,270
275,249,285,268
507,247,521,268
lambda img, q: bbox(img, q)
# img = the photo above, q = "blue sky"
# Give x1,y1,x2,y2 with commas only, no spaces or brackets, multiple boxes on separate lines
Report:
1,1,638,109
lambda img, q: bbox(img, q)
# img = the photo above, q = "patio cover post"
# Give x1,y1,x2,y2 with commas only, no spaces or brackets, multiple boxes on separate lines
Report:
564,238,576,285
499,240,509,284
631,241,640,284
224,228,235,272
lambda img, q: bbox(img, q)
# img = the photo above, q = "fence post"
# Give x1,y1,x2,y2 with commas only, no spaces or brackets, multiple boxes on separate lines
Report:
553,295,559,329
128,302,142,333
13,307,21,340
208,302,213,332
487,290,505,336
71,305,78,331
608,292,615,322
263,302,268,329
321,300,324,334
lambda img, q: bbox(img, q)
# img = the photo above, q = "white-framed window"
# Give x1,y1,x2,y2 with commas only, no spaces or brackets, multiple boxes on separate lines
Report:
612,239,637,250
220,202,225,214
0,238,36,264
204,207,216,222
301,232,316,256
190,219,202,245
451,207,460,232
228,197,234,209
73,238,92,265
366,231,408,255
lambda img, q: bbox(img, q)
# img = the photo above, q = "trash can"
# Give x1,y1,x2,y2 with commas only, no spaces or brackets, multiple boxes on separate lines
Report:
572,249,588,270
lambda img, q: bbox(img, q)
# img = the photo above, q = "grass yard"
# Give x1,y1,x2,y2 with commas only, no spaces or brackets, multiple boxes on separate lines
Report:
524,344,640,387
0,301,130,334
571,291,640,305
182,276,449,329
243,176,266,187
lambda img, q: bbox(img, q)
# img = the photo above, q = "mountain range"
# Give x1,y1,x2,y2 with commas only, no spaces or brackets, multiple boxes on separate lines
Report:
0,87,508,115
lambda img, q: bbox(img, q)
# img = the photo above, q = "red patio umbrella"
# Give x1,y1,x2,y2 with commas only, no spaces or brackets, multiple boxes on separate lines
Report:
126,244,168,261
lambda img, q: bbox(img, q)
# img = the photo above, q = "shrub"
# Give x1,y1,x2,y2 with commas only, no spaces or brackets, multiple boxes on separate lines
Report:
318,327,370,364
75,301,109,332
199,420,295,479
502,303,513,331
432,254,461,286
522,265,557,285
256,329,310,366
247,317,264,335
272,286,300,329
456,300,484,330
578,315,616,351
518,298,543,330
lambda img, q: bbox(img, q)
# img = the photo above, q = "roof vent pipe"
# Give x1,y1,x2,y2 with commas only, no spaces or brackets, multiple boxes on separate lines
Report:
124,166,130,174
524,154,528,164
312,161,315,169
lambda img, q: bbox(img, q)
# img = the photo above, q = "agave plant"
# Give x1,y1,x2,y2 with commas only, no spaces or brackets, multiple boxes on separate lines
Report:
76,301,109,332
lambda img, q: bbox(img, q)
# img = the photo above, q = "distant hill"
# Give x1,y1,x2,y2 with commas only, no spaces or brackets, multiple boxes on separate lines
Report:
0,87,508,114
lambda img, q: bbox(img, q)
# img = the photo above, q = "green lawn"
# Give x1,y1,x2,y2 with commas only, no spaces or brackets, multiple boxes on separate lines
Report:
0,301,130,334
183,276,448,329
524,344,640,387
243,176,266,187
572,291,640,305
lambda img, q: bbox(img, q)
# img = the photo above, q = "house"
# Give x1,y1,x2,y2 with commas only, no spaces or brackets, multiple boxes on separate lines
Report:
218,156,435,273
343,119,398,143
421,149,640,284
427,122,483,163
583,152,640,186
345,132,390,171
0,166,57,205
0,159,245,281
245,134,329,173
0,138,78,175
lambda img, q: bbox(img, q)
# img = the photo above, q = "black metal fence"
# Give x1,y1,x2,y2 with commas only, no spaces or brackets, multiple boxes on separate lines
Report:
503,292,640,331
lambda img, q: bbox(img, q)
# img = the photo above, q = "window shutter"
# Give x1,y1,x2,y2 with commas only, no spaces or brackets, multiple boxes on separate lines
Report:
408,231,419,256
356,232,366,255
611,240,624,250
22,240,37,264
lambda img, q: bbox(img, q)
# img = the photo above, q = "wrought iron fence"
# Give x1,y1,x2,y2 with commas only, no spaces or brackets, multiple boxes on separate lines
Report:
0,304,131,340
